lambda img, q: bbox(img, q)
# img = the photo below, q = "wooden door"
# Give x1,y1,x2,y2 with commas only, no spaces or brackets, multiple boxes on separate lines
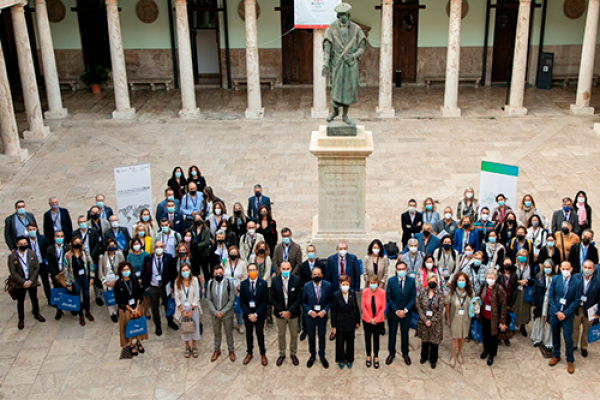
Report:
76,0,111,69
393,7,418,83
189,7,222,84
281,6,313,84
491,1,519,83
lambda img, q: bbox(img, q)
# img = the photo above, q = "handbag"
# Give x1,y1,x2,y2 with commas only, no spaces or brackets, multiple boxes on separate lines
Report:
126,316,148,338
508,312,516,331
102,290,116,307
57,270,66,287
179,317,196,334
4,277,16,301
50,287,67,306
409,312,418,330
588,321,600,343
166,297,176,317
471,319,483,343
57,292,81,312
523,286,534,303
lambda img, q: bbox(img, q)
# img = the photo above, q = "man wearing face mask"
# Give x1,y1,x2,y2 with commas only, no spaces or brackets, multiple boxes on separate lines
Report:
240,221,264,263
228,202,247,247
271,261,303,366
474,207,494,248
87,194,114,221
73,214,103,306
207,265,236,362
551,197,578,236
103,216,131,256
43,197,72,245
4,200,38,252
47,231,67,320
432,207,458,239
156,188,181,221
298,245,325,341
548,261,582,374
87,205,109,246
142,241,179,335
181,182,204,228
409,223,440,255
247,184,271,222
326,242,360,294
161,200,184,234
568,229,598,275
572,260,600,358
154,218,182,257
400,238,425,279
302,266,332,368
385,262,416,366
25,222,51,306
273,228,302,276
240,263,269,366
401,199,423,249
555,222,580,263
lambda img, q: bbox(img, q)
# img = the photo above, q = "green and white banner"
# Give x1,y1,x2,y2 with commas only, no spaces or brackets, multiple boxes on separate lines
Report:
479,161,519,214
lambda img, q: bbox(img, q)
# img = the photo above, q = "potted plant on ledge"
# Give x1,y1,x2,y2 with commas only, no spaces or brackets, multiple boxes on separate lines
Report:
80,64,109,94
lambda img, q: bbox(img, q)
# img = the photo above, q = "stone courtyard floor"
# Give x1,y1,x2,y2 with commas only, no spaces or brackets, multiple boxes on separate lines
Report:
0,86,599,399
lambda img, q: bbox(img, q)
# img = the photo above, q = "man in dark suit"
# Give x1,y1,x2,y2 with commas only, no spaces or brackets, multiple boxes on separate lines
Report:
4,200,37,251
271,261,303,366
103,215,132,256
8,236,46,329
568,229,599,274
302,266,332,368
401,199,423,249
141,241,179,335
330,275,360,368
326,242,360,294
386,261,416,366
548,261,583,374
73,215,104,306
164,200,185,233
240,263,269,366
297,245,326,340
247,184,271,222
572,260,600,358
46,230,68,320
87,193,114,221
551,197,578,235
155,188,181,221
43,197,72,245
26,222,51,306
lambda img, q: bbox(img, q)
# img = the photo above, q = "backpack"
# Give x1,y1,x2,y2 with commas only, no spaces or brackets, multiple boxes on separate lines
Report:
384,242,399,259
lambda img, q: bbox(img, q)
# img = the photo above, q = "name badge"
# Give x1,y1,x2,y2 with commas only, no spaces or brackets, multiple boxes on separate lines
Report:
156,274,162,281
560,298,567,305
135,271,141,278
458,309,465,316
314,305,322,311
249,301,256,308
78,269,85,276
581,296,587,302
485,305,492,311
517,285,523,291
128,298,136,306
426,310,433,317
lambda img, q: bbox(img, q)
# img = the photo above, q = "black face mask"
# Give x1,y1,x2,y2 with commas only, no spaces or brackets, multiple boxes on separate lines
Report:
503,264,512,271
582,238,591,246
312,276,322,283
73,243,82,249
258,249,265,254
234,210,241,216
516,234,525,241
179,252,187,258
217,239,224,244
423,231,431,238
215,275,224,282
428,281,437,289
229,254,238,260
91,214,99,220
190,190,197,195
18,245,28,252
506,219,515,225
255,191,261,198
443,243,451,251
562,227,570,235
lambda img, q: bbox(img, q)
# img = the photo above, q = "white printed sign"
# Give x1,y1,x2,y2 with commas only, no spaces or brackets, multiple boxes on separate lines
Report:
294,0,341,29
479,161,519,214
114,164,153,235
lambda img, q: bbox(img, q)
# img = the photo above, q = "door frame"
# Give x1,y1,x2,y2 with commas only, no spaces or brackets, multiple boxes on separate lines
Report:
188,5,223,85
278,3,314,84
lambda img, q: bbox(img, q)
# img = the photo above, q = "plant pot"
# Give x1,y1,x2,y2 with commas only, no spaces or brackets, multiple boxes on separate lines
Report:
90,84,101,94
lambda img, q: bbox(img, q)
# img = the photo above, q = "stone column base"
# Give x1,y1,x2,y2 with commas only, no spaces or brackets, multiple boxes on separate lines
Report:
504,106,528,117
594,123,600,133
440,106,461,118
570,104,595,115
44,108,68,120
0,148,30,163
112,108,136,119
179,108,200,119
376,107,396,118
245,107,264,119
311,107,329,119
23,125,50,140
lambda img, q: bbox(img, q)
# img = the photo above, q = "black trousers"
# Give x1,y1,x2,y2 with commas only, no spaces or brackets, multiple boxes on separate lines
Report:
39,262,51,304
420,341,439,364
388,314,411,356
364,322,383,357
147,286,173,328
306,316,328,358
15,286,39,321
244,315,266,355
335,330,355,363
481,317,498,357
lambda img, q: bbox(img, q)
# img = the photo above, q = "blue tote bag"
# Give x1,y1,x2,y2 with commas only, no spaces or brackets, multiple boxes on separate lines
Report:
523,286,534,303
102,290,116,307
166,297,176,317
57,292,80,312
50,287,67,306
588,322,600,344
508,312,516,331
125,317,148,338
470,319,483,343
409,312,418,330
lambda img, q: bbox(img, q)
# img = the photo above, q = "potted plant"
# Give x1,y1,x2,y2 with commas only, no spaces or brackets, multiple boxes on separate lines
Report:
80,64,109,94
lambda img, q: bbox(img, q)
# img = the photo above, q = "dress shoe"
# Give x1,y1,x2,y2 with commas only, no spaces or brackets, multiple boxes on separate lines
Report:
261,355,268,366
419,357,427,364
533,341,541,347
567,362,575,374
300,331,307,341
291,355,299,366
55,309,62,320
110,314,118,323
487,357,494,366
96,297,104,306
85,311,95,322
34,314,46,323
338,363,344,369
229,351,236,362
582,349,588,358
320,357,329,369
431,362,437,369
211,351,221,362
574,346,578,350
385,354,395,365
520,325,527,337
504,340,510,347
155,326,162,336
480,351,488,360
548,357,561,367
307,356,315,368
276,356,285,366
168,320,180,330
402,355,412,366
346,362,352,369
243,353,253,365
79,315,86,326
71,311,78,316
18,320,24,330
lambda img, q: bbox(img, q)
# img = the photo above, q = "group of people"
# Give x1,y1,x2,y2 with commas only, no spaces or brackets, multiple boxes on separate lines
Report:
4,181,599,373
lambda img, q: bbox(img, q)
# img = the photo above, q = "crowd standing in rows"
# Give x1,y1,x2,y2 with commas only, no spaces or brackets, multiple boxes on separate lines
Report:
4,177,599,373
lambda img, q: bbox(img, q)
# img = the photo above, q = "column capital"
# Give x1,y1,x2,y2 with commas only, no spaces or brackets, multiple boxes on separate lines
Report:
11,2,27,11
174,0,187,4
105,0,118,5
244,0,256,4
382,0,393,4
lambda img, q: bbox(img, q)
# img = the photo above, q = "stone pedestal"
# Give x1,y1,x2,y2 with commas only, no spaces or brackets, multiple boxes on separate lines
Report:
310,125,373,254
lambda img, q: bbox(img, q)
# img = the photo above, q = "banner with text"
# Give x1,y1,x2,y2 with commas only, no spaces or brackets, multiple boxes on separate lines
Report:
479,161,519,215
114,163,153,235
294,0,341,29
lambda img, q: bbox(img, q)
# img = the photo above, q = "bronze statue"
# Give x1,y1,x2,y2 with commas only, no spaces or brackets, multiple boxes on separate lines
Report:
322,2,366,126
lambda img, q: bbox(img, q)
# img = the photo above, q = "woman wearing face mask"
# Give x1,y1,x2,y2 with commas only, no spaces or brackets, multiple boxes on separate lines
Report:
228,202,247,247
474,207,494,248
217,219,237,248
555,222,580,262
482,231,505,270
433,236,459,282
249,240,272,282
421,197,440,226
224,245,248,333
498,211,518,247
98,238,125,323
256,205,277,260
507,226,534,264
573,190,592,236
478,269,508,366
126,237,151,319
510,249,533,337
65,237,95,326
174,263,202,358
192,219,211,281
517,194,545,228
497,259,518,346
457,187,479,221
361,275,385,369
134,224,153,253
363,239,389,290
461,249,486,295
530,259,555,353
132,208,157,247
202,187,224,221
208,201,227,237
415,255,446,296
526,215,547,264
416,273,445,369
187,165,206,193
114,262,146,357
445,272,475,367
491,193,512,229
331,275,360,369
453,216,479,255
537,234,561,273
167,167,187,202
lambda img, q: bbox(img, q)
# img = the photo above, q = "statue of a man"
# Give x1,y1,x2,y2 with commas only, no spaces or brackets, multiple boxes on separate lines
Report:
322,2,366,125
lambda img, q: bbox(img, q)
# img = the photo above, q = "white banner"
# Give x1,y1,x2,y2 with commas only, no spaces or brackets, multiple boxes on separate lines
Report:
294,0,341,29
114,163,153,235
479,161,519,214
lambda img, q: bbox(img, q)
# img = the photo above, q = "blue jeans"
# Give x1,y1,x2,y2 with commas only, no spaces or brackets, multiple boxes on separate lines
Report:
73,276,90,316
551,314,575,362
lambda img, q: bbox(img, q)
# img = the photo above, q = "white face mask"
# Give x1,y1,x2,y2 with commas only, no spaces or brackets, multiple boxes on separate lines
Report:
215,209,222,216
562,270,571,278
341,285,350,293
155,248,164,256
132,244,141,252
409,247,417,254
425,262,434,270
480,214,489,222
466,192,474,199
111,221,119,228
338,250,347,258
247,229,255,236
444,213,452,220
578,197,586,204
408,206,416,213
486,278,495,287
372,248,380,255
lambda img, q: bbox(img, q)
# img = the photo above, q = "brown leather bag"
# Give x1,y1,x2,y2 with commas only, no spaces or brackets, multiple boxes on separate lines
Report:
4,276,16,301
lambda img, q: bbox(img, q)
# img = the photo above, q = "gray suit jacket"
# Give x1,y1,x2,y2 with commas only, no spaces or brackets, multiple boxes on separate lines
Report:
207,278,236,317
8,250,40,289
272,240,303,275
551,209,578,235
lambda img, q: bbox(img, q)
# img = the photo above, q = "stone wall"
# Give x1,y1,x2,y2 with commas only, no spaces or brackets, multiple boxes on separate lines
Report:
219,48,282,88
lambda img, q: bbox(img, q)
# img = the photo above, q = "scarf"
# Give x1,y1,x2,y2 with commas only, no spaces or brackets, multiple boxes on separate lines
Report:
576,203,587,225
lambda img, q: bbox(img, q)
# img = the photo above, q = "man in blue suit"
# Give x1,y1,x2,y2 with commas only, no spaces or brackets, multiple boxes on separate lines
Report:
155,188,181,221
386,261,416,366
326,242,360,294
402,223,440,255
572,260,600,358
163,200,185,233
548,261,582,374
247,184,271,222
302,266,331,369
26,222,51,305
240,263,270,366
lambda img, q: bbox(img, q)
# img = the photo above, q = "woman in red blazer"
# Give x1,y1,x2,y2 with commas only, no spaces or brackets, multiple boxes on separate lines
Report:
361,275,386,368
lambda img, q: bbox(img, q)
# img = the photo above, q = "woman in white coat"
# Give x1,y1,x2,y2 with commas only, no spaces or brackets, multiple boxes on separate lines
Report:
174,263,202,358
